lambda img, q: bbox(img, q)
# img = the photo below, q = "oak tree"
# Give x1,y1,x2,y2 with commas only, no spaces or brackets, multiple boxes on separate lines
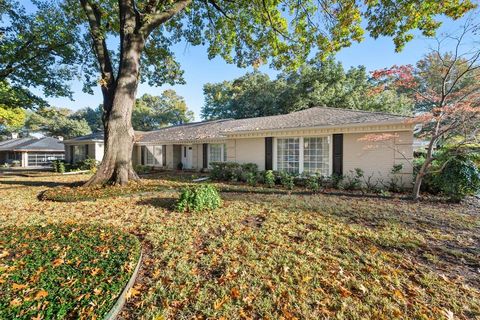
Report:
54,0,476,185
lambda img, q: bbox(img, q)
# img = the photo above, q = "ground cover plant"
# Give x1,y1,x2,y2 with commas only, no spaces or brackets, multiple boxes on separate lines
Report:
0,223,140,319
40,179,175,202
0,172,479,319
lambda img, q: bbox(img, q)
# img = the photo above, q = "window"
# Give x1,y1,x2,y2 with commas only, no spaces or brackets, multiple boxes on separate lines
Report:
209,143,226,165
144,145,162,165
28,153,64,167
73,145,87,163
303,137,329,176
276,138,300,173
275,136,330,175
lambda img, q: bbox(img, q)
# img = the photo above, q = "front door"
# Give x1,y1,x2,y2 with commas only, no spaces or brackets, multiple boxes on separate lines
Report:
182,145,193,169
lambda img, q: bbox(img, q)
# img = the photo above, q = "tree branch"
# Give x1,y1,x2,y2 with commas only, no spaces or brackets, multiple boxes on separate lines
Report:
140,0,192,37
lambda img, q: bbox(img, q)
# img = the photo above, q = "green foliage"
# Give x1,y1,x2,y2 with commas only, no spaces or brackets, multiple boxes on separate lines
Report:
25,107,92,139
0,1,80,108
77,158,99,172
342,168,364,191
132,91,194,131
421,149,480,202
264,170,276,188
436,156,480,202
0,223,140,319
245,172,258,187
134,165,153,174
306,174,320,193
202,59,414,120
384,164,404,193
209,162,258,182
52,160,66,173
279,172,295,190
71,106,104,132
176,184,222,213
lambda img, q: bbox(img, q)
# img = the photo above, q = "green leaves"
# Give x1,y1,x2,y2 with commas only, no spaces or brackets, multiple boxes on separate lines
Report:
132,91,194,131
0,224,140,319
176,184,222,212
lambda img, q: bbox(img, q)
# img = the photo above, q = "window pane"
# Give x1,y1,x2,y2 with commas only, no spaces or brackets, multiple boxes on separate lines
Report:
276,138,299,174
303,137,329,176
209,144,224,165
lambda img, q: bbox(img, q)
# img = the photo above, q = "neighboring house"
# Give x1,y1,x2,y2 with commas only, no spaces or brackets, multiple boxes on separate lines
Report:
67,107,416,183
0,137,65,167
63,132,105,164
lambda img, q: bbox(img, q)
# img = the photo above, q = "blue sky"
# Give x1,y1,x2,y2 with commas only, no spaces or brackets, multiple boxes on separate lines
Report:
35,9,473,121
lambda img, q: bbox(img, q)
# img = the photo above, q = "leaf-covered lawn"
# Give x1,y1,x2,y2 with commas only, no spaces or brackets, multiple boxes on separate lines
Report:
0,223,140,319
0,173,479,319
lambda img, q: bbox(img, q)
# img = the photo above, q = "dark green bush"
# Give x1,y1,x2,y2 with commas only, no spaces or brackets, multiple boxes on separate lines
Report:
306,174,320,192
210,162,258,182
279,172,295,190
264,170,275,188
77,158,99,172
437,157,480,202
246,172,258,186
176,184,222,212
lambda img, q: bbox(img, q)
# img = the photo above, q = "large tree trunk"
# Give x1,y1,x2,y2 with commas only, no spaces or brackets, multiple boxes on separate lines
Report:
85,34,144,186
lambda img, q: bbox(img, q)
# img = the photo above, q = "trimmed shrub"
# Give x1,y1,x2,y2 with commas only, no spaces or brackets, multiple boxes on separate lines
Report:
176,184,222,212
78,158,99,172
306,174,320,193
210,162,258,182
246,172,258,186
279,172,295,190
264,170,275,188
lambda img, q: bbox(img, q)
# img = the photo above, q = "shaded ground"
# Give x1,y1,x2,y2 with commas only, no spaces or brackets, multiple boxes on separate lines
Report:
0,172,479,319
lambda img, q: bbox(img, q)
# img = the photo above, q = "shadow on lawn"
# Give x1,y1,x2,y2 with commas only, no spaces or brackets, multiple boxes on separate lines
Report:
136,197,177,210
0,179,81,189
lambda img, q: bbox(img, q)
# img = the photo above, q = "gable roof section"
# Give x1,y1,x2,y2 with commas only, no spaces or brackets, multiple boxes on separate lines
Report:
0,137,64,152
64,132,104,143
140,107,409,143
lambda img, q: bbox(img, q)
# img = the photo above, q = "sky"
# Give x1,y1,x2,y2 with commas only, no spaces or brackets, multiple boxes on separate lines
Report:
29,6,475,121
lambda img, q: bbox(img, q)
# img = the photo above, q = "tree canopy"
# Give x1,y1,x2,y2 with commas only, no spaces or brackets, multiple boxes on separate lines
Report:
133,91,194,131
24,107,92,139
0,0,79,109
202,59,414,120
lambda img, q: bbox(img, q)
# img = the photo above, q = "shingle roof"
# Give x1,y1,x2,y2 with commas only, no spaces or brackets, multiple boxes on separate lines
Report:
64,132,104,142
140,107,409,143
0,137,64,152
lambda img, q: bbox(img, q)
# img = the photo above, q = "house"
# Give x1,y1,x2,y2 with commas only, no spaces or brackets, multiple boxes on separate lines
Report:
63,132,105,164
65,107,415,183
0,137,65,167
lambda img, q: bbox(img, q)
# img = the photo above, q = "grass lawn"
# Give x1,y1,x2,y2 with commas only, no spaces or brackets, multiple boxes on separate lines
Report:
0,172,479,319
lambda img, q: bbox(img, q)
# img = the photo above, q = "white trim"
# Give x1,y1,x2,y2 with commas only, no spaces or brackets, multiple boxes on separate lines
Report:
273,134,332,175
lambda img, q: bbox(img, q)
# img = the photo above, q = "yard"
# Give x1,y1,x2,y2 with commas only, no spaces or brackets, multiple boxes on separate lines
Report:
0,172,479,319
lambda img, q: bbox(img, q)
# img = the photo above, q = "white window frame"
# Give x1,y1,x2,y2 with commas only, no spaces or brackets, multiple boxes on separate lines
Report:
273,135,332,175
208,143,226,167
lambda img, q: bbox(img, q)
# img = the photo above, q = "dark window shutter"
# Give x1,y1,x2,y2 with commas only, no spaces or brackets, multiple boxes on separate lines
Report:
202,143,208,168
332,134,343,175
70,145,74,164
141,146,145,165
162,145,166,166
85,144,89,158
265,137,273,170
